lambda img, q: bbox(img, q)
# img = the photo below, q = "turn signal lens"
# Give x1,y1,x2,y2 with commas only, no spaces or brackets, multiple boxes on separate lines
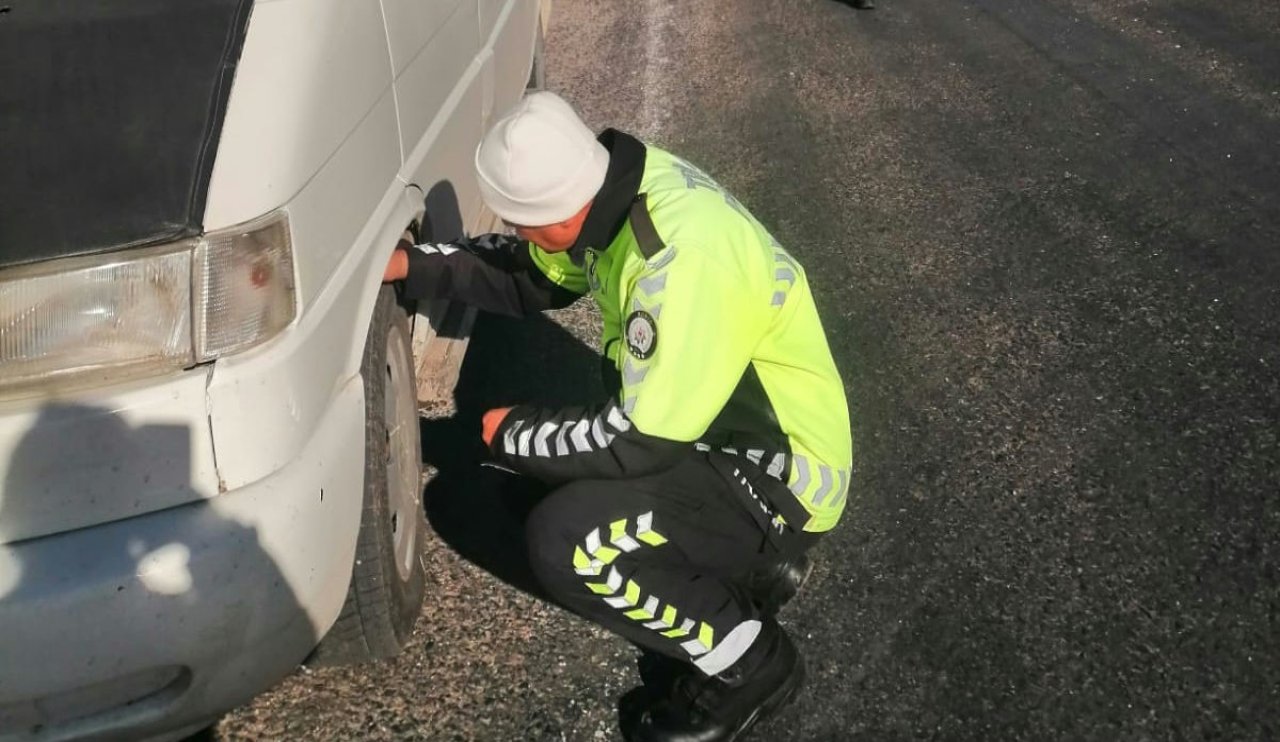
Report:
194,213,296,361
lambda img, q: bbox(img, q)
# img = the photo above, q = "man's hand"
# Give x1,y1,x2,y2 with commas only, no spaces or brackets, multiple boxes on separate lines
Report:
481,407,514,448
383,248,409,283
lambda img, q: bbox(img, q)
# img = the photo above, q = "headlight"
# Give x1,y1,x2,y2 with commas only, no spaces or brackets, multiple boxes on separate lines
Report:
0,245,195,394
0,212,296,398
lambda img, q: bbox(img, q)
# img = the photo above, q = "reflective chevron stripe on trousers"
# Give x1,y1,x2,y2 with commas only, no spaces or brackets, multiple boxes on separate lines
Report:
523,451,819,677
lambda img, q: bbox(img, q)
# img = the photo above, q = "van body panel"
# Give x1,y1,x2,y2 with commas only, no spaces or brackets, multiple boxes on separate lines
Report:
202,0,394,238
205,157,415,491
381,0,472,78
386,0,482,179
486,0,541,125
0,370,222,546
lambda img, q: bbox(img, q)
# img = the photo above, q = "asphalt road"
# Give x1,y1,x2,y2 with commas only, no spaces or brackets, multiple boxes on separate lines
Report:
217,0,1280,739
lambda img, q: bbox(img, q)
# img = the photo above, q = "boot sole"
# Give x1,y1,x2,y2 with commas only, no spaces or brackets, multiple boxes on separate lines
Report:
725,652,806,741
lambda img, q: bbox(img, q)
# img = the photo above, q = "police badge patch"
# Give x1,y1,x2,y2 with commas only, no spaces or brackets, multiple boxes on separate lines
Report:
625,310,657,360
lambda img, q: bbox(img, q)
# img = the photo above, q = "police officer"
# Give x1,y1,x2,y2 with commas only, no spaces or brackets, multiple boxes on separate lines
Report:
383,92,852,742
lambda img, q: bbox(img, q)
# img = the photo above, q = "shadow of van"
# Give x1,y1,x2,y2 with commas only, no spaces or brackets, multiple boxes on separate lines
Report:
0,404,312,740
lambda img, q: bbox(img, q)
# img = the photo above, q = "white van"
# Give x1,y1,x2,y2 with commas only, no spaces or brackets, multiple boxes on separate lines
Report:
0,1,548,739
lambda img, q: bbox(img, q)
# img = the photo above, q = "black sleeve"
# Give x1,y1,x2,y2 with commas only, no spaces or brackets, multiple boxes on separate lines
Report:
401,234,582,317
489,400,688,485
600,340,623,398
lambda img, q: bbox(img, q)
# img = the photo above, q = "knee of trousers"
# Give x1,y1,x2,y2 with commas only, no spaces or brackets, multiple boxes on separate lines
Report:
524,480,600,587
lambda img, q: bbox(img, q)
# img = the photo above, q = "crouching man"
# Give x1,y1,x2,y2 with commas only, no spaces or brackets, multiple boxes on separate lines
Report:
384,91,852,742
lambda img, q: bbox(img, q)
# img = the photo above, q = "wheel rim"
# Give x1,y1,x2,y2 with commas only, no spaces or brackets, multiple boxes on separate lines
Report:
384,326,420,583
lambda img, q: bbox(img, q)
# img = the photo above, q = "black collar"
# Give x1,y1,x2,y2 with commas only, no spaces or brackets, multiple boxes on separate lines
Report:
568,129,646,265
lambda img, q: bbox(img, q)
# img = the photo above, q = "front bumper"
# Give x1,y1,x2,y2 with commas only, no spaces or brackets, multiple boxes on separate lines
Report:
0,375,364,742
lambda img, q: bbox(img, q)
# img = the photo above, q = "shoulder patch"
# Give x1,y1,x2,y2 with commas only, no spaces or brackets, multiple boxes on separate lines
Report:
625,310,658,360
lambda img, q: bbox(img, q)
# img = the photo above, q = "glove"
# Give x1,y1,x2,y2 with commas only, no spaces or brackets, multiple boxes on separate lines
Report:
481,407,513,448
383,249,410,282
381,231,418,283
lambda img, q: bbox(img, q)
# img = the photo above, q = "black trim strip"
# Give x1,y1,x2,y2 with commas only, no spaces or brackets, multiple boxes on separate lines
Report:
188,0,255,235
628,194,665,259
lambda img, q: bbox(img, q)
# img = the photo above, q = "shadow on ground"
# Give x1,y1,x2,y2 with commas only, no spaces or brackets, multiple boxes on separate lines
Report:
419,310,605,603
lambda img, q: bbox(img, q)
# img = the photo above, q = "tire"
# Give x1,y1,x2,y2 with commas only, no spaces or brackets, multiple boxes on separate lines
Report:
309,286,427,666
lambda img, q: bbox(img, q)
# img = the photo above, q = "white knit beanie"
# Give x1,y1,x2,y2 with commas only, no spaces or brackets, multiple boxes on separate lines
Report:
474,91,610,226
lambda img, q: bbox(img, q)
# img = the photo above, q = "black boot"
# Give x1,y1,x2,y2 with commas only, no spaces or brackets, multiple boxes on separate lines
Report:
745,555,813,616
623,621,805,742
635,650,697,701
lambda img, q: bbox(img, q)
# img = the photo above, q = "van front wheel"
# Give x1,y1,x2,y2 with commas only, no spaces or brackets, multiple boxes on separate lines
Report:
309,286,427,665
